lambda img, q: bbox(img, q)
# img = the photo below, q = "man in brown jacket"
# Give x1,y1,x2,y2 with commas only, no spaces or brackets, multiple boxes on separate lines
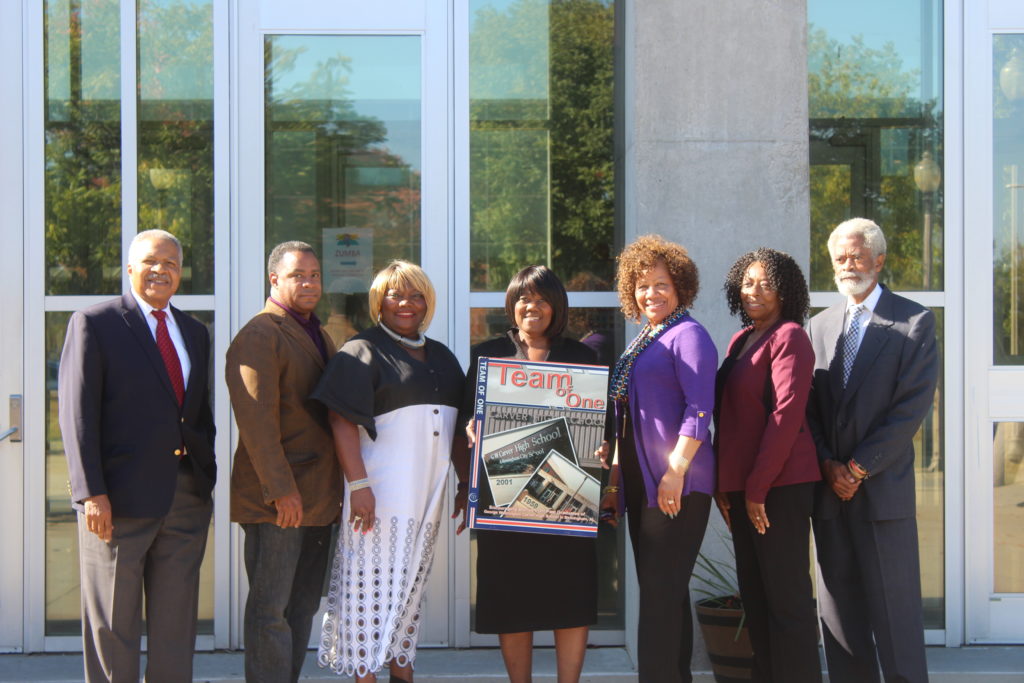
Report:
226,241,342,683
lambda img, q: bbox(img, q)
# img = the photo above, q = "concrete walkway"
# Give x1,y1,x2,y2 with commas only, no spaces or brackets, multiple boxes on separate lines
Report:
1,647,1023,682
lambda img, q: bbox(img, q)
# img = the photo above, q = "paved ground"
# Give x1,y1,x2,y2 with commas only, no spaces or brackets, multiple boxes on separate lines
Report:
1,646,1023,682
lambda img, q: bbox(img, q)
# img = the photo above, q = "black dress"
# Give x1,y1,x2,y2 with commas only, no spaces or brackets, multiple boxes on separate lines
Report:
461,331,599,633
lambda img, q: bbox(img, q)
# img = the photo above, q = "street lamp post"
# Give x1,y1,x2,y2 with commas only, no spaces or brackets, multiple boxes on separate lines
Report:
913,151,941,289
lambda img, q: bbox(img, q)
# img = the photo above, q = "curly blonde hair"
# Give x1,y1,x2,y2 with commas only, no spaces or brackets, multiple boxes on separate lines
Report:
615,235,699,322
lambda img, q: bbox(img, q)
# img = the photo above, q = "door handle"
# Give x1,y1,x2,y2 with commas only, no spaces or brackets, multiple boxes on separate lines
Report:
0,395,21,442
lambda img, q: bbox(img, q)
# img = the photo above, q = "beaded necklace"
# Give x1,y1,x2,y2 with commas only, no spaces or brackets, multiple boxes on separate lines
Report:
608,306,688,401
379,322,427,349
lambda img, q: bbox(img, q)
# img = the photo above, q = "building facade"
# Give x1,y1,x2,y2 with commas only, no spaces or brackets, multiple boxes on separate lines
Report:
0,0,1021,656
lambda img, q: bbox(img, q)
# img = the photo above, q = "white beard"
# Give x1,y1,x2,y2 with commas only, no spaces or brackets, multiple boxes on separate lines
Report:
834,271,874,298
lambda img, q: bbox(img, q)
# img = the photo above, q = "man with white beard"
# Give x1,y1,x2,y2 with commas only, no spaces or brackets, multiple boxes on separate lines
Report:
805,218,938,683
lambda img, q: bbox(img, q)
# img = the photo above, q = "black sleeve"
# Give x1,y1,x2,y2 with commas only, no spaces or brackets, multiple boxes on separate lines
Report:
311,339,379,440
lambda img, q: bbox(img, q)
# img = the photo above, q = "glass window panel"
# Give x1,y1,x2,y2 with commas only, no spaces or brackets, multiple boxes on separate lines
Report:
469,0,617,292
468,306,624,631
45,0,123,295
45,310,216,635
993,35,1024,365
993,421,1024,593
265,34,421,326
808,0,943,291
138,0,214,294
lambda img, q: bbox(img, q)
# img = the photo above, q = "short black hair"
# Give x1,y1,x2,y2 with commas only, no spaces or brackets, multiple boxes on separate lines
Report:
723,247,810,326
267,241,316,275
504,265,569,339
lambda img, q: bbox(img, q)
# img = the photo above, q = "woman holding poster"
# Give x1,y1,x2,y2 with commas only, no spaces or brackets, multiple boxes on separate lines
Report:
312,261,466,683
598,235,717,683
462,265,598,683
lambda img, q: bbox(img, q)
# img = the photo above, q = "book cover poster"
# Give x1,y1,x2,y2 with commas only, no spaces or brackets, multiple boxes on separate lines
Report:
468,357,609,537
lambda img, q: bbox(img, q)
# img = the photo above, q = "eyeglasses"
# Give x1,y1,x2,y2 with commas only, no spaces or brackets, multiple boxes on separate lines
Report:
385,291,425,303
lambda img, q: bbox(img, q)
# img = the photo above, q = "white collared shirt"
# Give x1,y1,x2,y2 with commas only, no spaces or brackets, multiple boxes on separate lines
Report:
131,289,191,388
843,281,883,353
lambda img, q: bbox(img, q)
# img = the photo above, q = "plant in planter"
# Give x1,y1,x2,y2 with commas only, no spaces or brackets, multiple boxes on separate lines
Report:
692,528,754,683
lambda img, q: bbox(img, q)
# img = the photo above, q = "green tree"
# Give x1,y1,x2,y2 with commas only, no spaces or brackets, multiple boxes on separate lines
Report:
469,0,615,290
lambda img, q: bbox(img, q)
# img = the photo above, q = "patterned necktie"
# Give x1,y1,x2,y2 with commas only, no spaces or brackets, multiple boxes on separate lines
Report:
842,304,865,387
152,310,185,406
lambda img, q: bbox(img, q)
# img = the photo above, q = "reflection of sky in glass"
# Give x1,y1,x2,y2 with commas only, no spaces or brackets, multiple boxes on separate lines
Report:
268,35,422,171
809,0,941,104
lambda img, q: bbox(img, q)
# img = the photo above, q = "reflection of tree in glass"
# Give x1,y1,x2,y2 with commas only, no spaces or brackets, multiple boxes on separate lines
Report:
137,0,215,294
470,0,615,291
808,25,943,292
265,38,421,296
45,0,123,295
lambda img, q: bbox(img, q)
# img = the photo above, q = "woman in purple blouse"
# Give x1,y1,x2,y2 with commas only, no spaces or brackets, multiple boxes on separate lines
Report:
597,235,717,683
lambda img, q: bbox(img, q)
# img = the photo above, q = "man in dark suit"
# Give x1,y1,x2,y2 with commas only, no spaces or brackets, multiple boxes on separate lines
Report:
806,218,938,683
226,241,341,682
58,229,216,682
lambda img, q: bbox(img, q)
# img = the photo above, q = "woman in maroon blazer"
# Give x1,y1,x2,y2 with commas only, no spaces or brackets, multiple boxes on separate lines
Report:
714,247,822,683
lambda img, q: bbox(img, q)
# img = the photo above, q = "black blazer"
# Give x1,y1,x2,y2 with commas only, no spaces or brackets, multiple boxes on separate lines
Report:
805,286,938,521
58,293,216,517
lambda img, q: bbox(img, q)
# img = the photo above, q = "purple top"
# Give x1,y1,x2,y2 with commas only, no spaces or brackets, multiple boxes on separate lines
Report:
618,314,717,505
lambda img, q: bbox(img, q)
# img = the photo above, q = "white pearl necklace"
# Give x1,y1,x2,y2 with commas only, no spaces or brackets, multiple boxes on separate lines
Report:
380,322,426,349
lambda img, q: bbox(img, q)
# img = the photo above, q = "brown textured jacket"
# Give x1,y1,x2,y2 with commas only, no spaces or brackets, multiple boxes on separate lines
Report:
227,300,341,525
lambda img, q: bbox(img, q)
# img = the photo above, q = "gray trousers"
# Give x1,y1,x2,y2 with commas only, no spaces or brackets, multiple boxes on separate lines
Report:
78,465,212,683
242,523,332,683
814,502,929,683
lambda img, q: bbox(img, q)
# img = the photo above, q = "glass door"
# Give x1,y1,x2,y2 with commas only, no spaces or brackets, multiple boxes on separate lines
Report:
22,0,228,652
234,0,453,647
964,0,1024,643
0,0,25,653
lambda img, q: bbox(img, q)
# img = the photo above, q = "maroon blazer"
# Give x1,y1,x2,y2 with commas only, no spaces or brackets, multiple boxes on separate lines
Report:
714,320,820,503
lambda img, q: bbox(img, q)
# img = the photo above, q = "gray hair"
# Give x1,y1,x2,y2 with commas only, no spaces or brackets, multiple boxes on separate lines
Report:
828,218,887,258
129,229,183,262
267,241,316,275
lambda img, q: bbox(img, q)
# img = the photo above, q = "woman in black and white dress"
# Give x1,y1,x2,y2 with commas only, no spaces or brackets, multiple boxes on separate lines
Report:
314,261,466,683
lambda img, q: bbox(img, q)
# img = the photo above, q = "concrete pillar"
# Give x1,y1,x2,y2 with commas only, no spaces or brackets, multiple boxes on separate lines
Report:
622,0,810,352
620,0,810,672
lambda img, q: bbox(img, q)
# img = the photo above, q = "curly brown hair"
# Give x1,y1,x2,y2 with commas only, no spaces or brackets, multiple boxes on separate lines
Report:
723,247,809,327
615,235,699,322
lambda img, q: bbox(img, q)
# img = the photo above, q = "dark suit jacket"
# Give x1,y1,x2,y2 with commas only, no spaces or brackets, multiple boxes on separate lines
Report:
58,293,217,517
226,300,341,526
806,286,937,521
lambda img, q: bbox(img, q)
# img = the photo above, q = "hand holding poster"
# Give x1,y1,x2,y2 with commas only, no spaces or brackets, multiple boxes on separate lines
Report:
468,357,609,537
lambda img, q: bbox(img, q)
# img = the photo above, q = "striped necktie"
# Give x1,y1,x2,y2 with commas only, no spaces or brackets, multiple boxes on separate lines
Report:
842,304,865,387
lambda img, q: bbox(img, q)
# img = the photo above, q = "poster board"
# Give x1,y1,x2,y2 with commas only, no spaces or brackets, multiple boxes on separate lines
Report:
468,357,609,537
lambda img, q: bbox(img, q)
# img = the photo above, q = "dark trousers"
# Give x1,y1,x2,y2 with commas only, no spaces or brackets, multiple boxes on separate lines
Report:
625,492,711,683
814,500,928,683
728,483,821,683
242,523,332,683
78,465,212,683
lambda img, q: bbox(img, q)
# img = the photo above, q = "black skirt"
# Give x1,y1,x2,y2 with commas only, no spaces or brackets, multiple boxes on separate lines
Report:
475,528,598,633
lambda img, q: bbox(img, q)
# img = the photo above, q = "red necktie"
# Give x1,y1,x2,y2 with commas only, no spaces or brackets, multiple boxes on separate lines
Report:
152,310,185,406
